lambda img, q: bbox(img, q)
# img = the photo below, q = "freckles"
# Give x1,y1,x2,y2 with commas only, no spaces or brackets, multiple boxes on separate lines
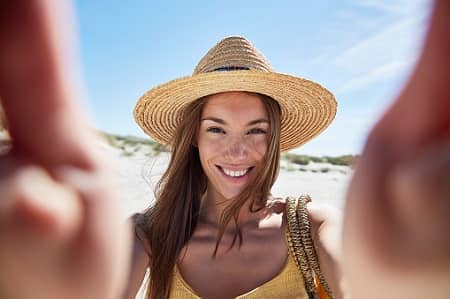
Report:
198,134,224,151
198,143,222,166
247,137,269,157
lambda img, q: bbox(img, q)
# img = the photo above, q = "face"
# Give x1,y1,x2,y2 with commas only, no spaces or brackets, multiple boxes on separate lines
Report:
197,91,270,200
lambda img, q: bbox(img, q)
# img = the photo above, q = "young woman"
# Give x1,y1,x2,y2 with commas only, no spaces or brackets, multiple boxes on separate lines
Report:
124,36,343,299
1,1,449,299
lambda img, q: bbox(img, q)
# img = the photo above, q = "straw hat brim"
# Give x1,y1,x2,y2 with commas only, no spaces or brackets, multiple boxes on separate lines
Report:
134,70,337,152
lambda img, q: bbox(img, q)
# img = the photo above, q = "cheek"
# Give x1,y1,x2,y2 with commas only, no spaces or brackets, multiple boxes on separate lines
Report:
249,135,269,159
197,136,222,166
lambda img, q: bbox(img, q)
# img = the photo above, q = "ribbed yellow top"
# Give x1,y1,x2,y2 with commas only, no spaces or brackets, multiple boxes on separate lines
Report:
169,229,307,298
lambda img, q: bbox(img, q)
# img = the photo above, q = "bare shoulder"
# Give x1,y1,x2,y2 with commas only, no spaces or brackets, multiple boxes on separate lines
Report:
271,196,342,226
306,201,342,229
305,201,343,265
306,201,344,298
131,213,152,258
121,214,151,299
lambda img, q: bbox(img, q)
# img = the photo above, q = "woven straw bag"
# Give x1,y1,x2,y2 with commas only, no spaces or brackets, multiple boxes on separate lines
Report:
285,195,334,299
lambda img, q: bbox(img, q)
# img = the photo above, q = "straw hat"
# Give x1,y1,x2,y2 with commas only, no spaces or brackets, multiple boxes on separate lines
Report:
134,36,337,152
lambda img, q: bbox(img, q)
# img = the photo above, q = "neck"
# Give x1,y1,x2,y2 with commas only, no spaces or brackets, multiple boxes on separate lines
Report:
199,187,266,228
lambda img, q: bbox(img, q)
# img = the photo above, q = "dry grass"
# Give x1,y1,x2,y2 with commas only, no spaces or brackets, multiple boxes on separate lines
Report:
101,132,169,157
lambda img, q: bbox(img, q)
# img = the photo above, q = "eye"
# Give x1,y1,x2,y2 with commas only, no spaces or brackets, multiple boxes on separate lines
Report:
206,127,225,134
247,128,267,135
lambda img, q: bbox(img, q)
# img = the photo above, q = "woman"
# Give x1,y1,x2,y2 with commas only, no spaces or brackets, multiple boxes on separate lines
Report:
1,1,449,299
124,36,343,298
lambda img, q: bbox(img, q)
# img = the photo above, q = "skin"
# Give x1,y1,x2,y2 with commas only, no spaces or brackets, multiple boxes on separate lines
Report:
1,0,450,298
0,2,131,299
343,0,450,298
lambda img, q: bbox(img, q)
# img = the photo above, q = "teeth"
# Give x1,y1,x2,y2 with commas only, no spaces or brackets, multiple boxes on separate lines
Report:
222,168,249,177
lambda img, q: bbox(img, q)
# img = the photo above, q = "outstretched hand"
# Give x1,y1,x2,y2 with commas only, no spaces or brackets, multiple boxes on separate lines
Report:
0,2,131,299
343,0,450,298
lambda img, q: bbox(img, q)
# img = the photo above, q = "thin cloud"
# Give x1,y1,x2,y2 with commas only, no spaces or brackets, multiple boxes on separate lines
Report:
334,6,428,94
354,0,431,14
337,58,412,94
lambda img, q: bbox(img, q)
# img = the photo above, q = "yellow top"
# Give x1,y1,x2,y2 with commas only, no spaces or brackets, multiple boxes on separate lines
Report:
168,228,308,299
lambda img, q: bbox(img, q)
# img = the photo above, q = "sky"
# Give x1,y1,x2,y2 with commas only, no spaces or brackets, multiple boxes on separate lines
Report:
74,0,432,156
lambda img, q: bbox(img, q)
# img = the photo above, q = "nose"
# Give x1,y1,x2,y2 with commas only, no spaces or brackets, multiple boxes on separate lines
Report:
224,135,248,162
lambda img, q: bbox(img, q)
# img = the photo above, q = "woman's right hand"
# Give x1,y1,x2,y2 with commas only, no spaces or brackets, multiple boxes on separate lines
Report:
0,2,131,299
342,0,450,298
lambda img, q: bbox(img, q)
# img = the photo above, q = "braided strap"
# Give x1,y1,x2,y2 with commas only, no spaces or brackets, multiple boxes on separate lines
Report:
286,196,315,295
286,195,334,299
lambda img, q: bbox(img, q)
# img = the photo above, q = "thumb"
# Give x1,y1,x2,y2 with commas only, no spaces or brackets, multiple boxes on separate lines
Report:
372,0,450,157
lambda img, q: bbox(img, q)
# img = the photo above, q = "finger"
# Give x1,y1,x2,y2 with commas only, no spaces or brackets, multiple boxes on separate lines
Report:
388,139,450,260
344,0,450,251
0,1,96,169
0,164,82,241
55,166,132,298
372,0,450,155
343,142,450,298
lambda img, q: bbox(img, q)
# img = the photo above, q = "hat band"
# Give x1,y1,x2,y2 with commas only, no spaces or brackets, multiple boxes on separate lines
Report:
211,66,250,72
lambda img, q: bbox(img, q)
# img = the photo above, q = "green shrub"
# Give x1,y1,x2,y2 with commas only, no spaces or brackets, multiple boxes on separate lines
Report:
323,155,360,166
152,143,169,155
283,153,310,165
310,156,325,163
286,165,296,172
121,151,134,157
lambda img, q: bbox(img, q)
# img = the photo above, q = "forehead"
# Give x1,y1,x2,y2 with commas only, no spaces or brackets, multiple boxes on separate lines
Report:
201,92,268,120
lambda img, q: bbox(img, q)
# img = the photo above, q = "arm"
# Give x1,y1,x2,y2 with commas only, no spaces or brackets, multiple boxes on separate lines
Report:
122,217,151,299
308,202,345,299
343,0,450,298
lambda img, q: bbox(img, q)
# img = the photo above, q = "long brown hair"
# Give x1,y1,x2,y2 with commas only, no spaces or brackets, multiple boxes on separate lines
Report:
139,92,281,298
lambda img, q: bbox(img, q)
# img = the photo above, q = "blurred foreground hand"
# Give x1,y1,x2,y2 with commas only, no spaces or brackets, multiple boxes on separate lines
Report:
343,0,450,298
0,2,131,299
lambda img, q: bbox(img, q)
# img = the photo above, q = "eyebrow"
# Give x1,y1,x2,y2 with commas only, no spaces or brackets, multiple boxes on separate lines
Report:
201,117,269,126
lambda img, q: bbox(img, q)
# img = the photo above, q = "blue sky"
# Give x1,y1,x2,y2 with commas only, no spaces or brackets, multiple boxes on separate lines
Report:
74,0,431,155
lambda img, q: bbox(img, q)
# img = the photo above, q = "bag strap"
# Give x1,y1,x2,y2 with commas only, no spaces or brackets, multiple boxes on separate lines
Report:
286,195,334,299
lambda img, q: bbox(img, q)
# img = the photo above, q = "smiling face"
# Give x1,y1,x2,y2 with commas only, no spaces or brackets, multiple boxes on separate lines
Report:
197,91,270,200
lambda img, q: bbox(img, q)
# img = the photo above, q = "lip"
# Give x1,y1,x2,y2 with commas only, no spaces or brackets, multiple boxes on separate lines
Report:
215,165,254,183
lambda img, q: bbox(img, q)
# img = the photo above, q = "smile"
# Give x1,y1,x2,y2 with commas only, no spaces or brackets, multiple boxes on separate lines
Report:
216,166,253,178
